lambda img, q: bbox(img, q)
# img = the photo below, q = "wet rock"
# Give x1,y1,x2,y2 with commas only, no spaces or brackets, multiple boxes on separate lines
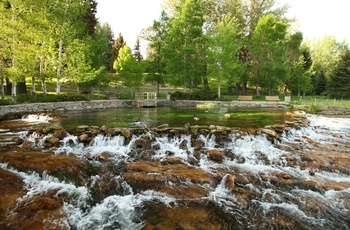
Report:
121,129,131,138
142,201,239,230
0,151,93,186
79,133,89,142
12,136,23,145
101,125,108,132
260,128,279,139
46,136,59,145
165,157,183,164
156,124,169,129
193,139,203,149
77,125,89,131
124,161,215,199
53,129,67,139
99,152,111,161
207,149,224,162
225,174,235,191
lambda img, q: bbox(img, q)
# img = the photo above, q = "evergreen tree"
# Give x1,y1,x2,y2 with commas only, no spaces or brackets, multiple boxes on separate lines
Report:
328,49,350,99
111,33,126,72
82,0,98,35
133,39,143,63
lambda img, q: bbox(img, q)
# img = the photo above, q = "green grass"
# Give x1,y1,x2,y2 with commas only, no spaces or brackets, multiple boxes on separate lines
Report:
290,95,350,107
1,78,350,108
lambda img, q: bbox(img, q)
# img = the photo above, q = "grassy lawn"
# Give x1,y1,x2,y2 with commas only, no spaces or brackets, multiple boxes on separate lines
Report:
1,79,350,108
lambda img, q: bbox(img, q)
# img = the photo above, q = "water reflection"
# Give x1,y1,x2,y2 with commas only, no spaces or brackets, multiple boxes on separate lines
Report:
53,107,288,129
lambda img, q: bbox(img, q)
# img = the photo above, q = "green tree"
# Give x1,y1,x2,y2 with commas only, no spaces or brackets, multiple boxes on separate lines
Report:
143,11,169,96
164,0,205,92
310,35,347,95
328,49,350,99
89,22,114,92
249,14,288,95
81,0,98,36
65,37,102,93
113,45,144,96
216,0,289,94
111,33,126,72
133,39,143,63
49,0,89,95
206,13,242,98
283,32,303,94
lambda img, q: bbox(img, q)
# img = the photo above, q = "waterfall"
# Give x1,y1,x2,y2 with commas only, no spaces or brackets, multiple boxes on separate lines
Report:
1,114,350,229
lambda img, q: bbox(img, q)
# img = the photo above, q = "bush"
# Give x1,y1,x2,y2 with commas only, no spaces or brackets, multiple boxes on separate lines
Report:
0,99,13,105
16,93,89,103
170,90,217,101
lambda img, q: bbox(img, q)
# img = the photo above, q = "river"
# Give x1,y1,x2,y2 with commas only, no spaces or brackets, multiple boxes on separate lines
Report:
0,108,349,229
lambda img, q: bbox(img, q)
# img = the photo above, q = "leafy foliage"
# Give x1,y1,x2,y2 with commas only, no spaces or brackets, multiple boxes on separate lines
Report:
328,49,350,99
170,90,217,100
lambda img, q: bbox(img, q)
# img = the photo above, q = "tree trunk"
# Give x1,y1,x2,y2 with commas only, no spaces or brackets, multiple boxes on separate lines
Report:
255,83,260,96
41,78,47,96
56,39,63,95
228,86,233,95
31,76,36,100
0,75,4,99
203,78,210,91
235,83,240,95
157,81,160,97
11,81,17,103
6,78,12,95
17,81,27,94
217,78,221,99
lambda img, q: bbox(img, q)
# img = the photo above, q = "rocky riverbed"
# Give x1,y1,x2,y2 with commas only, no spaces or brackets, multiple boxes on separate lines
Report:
0,110,350,229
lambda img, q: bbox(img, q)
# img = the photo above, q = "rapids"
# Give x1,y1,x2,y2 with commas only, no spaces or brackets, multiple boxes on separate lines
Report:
0,113,349,229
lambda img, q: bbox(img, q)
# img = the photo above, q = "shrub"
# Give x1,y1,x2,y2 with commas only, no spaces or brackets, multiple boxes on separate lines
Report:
15,93,89,103
0,99,12,105
170,90,217,101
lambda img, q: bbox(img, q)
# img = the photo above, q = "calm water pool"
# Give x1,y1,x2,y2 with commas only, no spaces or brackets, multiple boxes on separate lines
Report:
52,106,289,129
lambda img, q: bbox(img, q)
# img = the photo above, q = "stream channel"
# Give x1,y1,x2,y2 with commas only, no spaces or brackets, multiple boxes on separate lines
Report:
0,106,349,229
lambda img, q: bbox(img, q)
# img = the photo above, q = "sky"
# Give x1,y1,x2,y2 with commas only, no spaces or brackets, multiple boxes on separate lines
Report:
96,0,350,50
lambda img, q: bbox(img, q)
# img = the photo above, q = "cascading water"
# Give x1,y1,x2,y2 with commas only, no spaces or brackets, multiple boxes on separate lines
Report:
0,113,349,229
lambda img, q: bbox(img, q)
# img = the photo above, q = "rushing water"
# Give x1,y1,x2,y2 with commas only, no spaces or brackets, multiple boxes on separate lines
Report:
1,111,350,229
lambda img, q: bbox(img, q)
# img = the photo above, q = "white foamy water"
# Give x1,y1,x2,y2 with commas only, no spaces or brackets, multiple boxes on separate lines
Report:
21,114,53,123
54,134,134,161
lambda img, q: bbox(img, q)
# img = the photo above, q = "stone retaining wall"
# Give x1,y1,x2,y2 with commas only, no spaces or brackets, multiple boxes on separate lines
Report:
0,99,288,119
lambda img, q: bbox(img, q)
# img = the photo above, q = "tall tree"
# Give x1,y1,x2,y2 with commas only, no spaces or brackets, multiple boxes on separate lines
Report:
310,35,346,95
249,14,288,95
82,0,98,35
111,33,126,72
143,11,169,96
64,37,102,93
207,13,242,98
113,45,144,96
164,0,205,92
89,22,114,91
328,49,350,99
133,38,143,63
283,32,303,94
49,0,89,95
210,0,289,94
